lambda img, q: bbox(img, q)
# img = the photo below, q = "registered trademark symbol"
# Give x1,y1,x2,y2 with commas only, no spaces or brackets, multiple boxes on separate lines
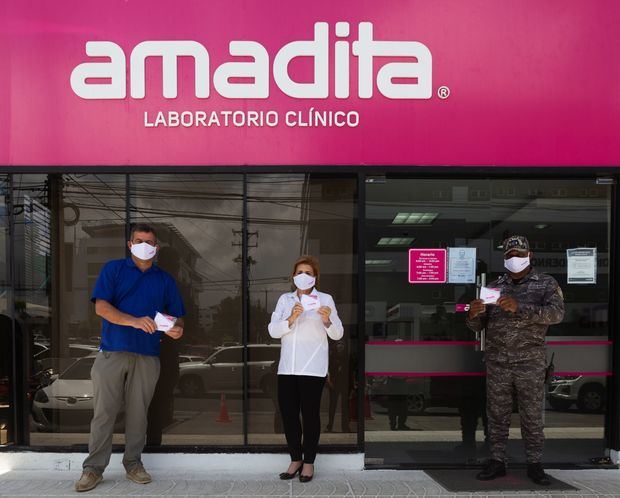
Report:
437,86,450,99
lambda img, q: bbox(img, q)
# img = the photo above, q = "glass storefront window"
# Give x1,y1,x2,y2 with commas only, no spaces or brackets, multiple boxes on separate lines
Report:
30,174,125,445
247,175,358,445
25,173,357,448
131,174,244,445
2,172,612,463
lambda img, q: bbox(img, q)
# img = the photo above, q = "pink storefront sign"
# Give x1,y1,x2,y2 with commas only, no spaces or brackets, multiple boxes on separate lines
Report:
1,0,620,166
408,249,447,284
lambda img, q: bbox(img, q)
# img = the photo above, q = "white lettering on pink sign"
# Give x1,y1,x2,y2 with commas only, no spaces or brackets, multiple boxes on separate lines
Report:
409,248,447,284
70,22,432,100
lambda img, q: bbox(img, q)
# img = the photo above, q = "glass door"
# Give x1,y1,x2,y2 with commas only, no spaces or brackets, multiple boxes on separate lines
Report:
364,177,611,467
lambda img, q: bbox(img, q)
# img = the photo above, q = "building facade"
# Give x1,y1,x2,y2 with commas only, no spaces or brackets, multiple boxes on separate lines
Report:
1,0,619,468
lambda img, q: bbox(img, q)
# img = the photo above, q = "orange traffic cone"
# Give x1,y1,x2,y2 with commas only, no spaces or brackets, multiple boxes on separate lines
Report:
216,393,232,423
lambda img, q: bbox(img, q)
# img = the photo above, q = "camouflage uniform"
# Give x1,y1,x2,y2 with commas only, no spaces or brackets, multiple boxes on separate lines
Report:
466,267,564,463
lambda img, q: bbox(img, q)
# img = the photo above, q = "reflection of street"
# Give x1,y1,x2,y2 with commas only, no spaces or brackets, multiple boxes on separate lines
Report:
29,393,357,446
366,401,604,437
170,395,352,434
30,395,601,447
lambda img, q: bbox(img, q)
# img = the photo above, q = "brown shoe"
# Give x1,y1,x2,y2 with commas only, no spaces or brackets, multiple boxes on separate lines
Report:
126,464,152,484
74,470,103,492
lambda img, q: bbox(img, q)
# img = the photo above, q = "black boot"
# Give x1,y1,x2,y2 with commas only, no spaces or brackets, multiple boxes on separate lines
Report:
476,459,506,480
527,463,551,485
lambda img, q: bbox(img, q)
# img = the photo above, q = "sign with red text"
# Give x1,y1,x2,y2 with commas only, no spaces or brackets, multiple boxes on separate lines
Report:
408,249,447,284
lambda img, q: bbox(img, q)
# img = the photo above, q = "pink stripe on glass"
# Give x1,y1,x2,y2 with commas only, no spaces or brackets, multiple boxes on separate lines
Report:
553,371,612,377
365,371,613,377
365,371,486,377
366,341,478,346
546,341,613,346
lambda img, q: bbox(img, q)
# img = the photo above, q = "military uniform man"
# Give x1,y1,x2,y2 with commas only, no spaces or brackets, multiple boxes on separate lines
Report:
466,235,564,485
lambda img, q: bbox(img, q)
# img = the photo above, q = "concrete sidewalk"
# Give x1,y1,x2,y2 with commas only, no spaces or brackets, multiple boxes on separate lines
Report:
1,468,620,497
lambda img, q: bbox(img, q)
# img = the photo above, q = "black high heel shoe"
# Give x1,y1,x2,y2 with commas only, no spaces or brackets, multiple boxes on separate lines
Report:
279,464,302,480
299,464,314,483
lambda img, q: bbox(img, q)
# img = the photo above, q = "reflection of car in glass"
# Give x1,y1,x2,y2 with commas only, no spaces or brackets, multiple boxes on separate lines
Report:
177,344,280,397
34,344,100,385
31,355,120,432
33,342,49,359
368,376,431,414
547,375,606,412
33,333,49,345
35,344,99,362
179,355,205,364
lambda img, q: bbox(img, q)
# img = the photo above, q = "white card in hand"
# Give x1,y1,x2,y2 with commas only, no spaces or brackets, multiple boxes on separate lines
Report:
155,312,177,332
480,286,501,304
300,294,320,311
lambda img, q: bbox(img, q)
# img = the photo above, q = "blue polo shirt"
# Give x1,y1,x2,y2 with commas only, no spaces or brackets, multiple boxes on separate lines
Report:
91,257,186,356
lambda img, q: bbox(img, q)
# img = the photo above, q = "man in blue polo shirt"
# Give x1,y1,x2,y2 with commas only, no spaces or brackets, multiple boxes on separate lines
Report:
75,223,185,493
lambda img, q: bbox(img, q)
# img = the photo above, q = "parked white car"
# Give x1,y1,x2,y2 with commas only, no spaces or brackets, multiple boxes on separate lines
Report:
179,355,206,364
547,375,606,412
31,355,119,432
177,344,280,397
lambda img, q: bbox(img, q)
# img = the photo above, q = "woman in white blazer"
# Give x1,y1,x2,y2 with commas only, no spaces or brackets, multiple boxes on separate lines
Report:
268,255,344,482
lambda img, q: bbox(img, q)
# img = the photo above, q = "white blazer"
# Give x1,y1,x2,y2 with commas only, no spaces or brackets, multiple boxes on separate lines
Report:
268,288,344,377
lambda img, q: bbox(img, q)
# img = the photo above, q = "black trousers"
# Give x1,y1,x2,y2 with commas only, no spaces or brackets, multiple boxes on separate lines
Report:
278,374,326,464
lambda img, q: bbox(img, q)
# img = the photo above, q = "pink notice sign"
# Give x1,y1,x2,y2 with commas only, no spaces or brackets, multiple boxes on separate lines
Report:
2,0,620,166
408,249,447,284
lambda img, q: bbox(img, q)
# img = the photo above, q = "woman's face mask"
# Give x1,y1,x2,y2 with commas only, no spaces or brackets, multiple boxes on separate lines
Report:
293,272,316,291
130,242,157,261
504,255,530,274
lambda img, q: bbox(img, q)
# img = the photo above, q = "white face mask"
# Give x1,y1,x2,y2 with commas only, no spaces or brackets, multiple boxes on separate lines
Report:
131,242,157,261
504,255,530,274
293,273,316,291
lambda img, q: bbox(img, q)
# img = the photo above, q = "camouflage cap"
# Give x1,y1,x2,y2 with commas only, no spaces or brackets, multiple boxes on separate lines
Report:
503,235,530,255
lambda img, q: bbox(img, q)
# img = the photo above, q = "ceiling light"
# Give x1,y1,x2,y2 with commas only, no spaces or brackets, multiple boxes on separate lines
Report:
392,212,438,225
365,259,392,266
377,237,415,247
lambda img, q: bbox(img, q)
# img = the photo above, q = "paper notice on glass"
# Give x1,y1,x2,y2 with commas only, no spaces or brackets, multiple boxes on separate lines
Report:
301,294,321,311
155,312,177,332
447,247,476,284
480,286,501,304
567,248,597,284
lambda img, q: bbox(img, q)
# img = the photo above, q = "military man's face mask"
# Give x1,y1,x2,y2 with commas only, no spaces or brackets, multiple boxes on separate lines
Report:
504,255,530,273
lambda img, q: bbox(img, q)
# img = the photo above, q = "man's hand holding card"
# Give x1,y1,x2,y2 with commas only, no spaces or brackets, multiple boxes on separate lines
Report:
155,312,184,339
480,286,501,305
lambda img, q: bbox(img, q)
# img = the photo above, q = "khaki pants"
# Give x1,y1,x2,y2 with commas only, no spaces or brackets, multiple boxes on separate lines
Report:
83,351,160,475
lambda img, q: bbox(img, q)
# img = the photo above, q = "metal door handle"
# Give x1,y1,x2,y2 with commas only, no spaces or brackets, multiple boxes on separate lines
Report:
476,273,486,352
